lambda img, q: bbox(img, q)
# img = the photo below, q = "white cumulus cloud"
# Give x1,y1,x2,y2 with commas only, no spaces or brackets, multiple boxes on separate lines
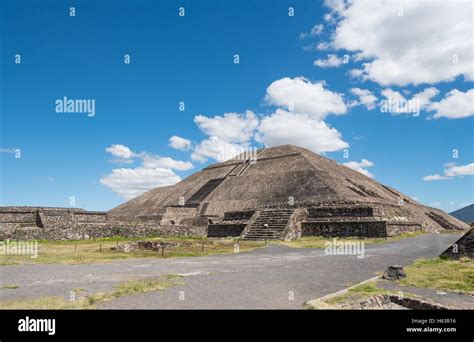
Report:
422,174,450,182
102,144,193,198
169,135,192,150
423,162,474,181
430,89,474,119
265,77,347,120
326,0,473,86
350,88,378,110
141,155,193,171
191,111,258,163
191,136,246,163
343,159,374,178
100,167,180,200
314,54,345,68
105,144,134,160
255,109,349,154
380,87,439,115
194,110,258,143
191,77,350,162
444,163,474,177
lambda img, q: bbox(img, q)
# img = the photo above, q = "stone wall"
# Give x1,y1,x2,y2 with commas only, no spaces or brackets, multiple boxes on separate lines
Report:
301,221,388,237
223,210,255,221
386,222,422,236
307,207,374,218
75,212,107,223
38,211,76,229
282,208,308,241
0,212,37,229
207,223,246,238
1,222,207,240
0,212,37,223
0,206,208,241
159,206,198,225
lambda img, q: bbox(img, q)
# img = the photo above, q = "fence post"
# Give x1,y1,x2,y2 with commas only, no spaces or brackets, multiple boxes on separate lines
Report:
201,242,204,252
99,244,102,252
74,244,77,253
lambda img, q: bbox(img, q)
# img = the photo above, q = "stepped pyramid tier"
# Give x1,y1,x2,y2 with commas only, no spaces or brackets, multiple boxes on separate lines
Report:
108,145,469,240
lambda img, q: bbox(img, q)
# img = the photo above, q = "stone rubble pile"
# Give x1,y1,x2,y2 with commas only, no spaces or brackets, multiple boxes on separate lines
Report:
111,240,197,253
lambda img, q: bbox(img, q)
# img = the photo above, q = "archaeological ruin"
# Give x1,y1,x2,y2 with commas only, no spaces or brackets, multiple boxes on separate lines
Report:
0,145,469,240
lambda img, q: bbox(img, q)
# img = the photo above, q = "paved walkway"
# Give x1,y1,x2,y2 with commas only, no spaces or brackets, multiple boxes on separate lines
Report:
0,234,460,309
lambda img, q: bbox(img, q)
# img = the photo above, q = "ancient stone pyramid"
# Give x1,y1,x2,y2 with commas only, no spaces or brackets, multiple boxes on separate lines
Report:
109,144,468,237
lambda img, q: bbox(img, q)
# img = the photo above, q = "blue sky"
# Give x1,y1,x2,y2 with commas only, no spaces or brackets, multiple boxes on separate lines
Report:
1,0,473,212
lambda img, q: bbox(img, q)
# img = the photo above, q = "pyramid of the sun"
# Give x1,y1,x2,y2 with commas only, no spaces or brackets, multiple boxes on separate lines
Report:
109,145,468,240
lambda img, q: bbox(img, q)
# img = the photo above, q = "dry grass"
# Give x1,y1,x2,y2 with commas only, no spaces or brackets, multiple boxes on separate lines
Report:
0,236,264,266
277,231,426,249
0,275,183,309
324,282,399,305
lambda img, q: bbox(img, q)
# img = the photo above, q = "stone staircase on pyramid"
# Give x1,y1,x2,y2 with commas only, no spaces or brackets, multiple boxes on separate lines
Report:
185,178,226,207
241,209,295,240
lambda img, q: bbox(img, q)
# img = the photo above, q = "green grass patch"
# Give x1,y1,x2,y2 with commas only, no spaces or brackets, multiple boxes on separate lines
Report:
325,281,399,305
0,275,183,309
1,284,19,290
399,257,474,294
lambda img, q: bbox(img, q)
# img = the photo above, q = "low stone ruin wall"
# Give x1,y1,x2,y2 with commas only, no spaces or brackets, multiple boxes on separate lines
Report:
159,206,198,225
0,211,37,224
207,223,246,238
1,222,207,241
0,207,108,230
386,222,422,236
301,221,388,237
0,206,208,240
0,211,38,229
38,211,76,229
75,212,108,223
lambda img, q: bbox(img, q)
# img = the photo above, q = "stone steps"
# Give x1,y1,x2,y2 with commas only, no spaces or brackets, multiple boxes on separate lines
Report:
242,209,294,240
186,178,225,205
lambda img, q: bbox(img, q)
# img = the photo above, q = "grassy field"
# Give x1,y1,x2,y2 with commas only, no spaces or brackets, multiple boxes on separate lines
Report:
276,231,426,249
0,275,183,309
0,236,265,265
399,257,474,293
